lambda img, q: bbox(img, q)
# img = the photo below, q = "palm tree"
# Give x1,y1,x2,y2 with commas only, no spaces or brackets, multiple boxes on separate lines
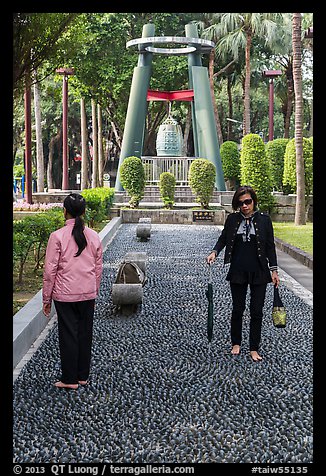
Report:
263,13,295,138
263,12,313,139
292,13,306,225
207,13,282,137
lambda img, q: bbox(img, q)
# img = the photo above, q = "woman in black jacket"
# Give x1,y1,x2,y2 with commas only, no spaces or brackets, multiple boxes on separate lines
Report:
207,185,280,361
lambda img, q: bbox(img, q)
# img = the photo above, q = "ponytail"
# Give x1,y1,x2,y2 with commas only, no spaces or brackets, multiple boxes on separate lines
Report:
63,193,87,257
72,215,87,257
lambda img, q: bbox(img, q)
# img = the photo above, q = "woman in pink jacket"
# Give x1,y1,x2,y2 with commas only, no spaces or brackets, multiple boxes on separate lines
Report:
43,193,103,390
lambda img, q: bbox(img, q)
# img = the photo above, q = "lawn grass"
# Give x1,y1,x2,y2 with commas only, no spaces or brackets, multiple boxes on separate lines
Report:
272,222,313,255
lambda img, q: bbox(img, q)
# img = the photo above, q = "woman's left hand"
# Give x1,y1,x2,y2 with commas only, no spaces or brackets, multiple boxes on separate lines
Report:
272,270,280,287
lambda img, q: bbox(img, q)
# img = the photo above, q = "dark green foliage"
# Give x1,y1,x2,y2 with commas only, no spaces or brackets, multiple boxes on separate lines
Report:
220,141,241,189
240,134,275,213
283,138,313,196
13,211,65,283
81,187,115,227
265,138,290,192
188,159,216,209
119,156,145,208
159,172,176,209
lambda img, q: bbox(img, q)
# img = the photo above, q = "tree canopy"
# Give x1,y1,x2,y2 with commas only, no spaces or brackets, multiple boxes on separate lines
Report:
13,12,313,191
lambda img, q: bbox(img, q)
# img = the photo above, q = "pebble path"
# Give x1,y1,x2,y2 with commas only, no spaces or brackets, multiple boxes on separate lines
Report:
13,224,313,464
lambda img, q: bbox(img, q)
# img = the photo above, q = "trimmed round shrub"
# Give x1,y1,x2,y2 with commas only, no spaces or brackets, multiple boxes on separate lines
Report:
188,158,216,209
265,138,289,192
283,138,313,196
220,141,240,190
119,156,145,208
81,187,115,227
240,133,274,212
159,172,176,209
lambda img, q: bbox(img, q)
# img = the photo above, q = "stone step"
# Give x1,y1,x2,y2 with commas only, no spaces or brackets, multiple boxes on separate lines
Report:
115,196,221,204
142,190,222,197
117,187,222,197
114,187,234,206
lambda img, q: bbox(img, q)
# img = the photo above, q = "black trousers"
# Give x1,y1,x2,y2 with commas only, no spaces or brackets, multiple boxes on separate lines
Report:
229,282,267,351
54,299,95,384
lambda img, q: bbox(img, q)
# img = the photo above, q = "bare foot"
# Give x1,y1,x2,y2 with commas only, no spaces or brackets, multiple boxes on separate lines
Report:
231,345,241,355
250,351,262,362
78,380,88,386
54,381,78,390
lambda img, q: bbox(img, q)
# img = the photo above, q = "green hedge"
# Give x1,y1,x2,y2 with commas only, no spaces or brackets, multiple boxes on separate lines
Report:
13,209,65,284
159,172,176,209
283,137,313,196
220,141,240,189
119,156,145,208
188,158,216,209
81,187,115,227
265,138,289,192
240,133,275,212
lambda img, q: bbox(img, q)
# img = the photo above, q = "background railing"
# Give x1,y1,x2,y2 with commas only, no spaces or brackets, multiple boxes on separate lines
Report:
142,156,195,185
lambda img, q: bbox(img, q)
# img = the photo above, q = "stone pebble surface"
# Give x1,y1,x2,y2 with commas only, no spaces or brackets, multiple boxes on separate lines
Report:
13,224,313,464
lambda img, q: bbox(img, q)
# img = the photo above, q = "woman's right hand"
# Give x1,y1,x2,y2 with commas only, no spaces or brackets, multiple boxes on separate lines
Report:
206,251,217,265
43,303,51,318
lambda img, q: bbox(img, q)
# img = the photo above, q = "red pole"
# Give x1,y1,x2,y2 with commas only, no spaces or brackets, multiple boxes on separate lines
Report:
24,76,33,204
268,78,274,141
62,75,69,190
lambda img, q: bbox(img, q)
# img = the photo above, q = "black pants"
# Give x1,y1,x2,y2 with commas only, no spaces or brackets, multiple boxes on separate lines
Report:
230,282,267,351
54,299,95,384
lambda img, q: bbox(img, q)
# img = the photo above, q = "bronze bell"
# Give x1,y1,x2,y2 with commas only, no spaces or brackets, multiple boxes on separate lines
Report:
156,103,183,157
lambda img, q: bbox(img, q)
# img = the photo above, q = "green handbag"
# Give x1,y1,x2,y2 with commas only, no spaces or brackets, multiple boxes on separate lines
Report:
272,285,286,328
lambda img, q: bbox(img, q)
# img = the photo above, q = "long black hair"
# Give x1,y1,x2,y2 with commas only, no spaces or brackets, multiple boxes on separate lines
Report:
63,193,87,257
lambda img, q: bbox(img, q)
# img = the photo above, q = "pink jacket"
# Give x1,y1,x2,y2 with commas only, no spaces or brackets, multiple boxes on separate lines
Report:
43,219,103,304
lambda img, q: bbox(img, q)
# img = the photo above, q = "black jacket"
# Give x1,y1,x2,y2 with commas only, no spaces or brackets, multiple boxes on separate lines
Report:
212,211,278,271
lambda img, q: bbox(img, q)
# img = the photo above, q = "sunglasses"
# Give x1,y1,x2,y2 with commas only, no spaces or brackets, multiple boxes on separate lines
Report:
238,198,253,207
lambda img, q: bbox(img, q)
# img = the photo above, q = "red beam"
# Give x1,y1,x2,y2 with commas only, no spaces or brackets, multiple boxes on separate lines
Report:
147,90,194,101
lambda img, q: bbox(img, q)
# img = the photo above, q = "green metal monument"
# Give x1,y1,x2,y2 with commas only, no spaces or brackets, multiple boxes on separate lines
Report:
115,22,225,191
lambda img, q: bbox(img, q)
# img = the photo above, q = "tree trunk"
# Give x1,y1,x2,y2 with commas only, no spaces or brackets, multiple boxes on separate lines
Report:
284,63,294,138
47,131,60,190
24,69,33,204
33,75,44,192
97,104,104,187
243,32,252,136
18,260,25,285
227,76,233,141
208,49,224,145
292,13,306,225
183,104,192,156
91,98,99,188
80,97,88,190
110,120,122,150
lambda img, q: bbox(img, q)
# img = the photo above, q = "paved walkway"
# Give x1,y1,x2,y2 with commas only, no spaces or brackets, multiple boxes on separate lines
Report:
276,248,313,294
12,223,313,464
